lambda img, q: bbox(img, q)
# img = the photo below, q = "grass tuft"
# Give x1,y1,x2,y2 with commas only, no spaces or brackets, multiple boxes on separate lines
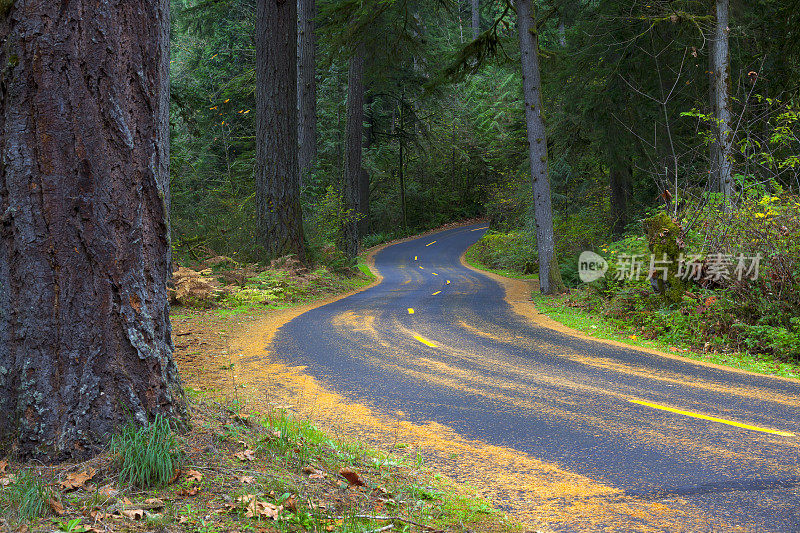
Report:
0,469,51,522
109,414,184,488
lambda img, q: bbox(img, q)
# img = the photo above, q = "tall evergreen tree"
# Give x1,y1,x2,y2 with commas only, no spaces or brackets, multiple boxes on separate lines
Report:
0,0,187,460
515,0,566,294
298,0,318,187
342,44,366,259
256,0,306,261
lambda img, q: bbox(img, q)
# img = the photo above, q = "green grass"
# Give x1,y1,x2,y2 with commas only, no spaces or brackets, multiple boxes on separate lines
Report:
109,414,184,488
463,247,538,281
0,469,51,522
465,241,800,380
534,294,800,379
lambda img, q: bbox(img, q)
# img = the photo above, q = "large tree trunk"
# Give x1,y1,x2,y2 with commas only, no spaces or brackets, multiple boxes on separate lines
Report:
515,0,566,294
471,0,480,40
0,0,187,461
297,0,317,188
256,0,305,261
712,0,734,202
341,45,365,260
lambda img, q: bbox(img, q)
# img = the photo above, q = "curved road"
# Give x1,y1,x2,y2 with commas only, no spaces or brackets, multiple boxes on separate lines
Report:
271,224,800,531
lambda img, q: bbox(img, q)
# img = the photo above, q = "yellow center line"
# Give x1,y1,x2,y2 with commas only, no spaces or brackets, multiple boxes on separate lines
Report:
432,272,439,276
446,280,451,284
414,256,417,261
413,334,437,348
432,291,441,296
401,280,411,285
628,399,796,437
419,266,424,270
407,308,414,315
471,226,489,231
426,240,437,246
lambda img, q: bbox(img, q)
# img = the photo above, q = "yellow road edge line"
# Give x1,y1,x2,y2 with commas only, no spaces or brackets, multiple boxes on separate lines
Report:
432,291,441,296
413,334,437,348
407,308,414,315
426,240,437,246
628,399,796,437
471,226,489,231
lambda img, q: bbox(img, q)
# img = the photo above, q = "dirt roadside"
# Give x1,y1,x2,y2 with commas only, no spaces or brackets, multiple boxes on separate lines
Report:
172,229,729,532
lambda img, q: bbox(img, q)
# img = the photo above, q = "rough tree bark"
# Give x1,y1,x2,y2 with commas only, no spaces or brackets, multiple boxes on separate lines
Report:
712,0,734,203
297,0,317,187
359,92,373,237
515,0,566,294
0,0,188,461
471,0,480,40
256,0,306,261
341,44,365,260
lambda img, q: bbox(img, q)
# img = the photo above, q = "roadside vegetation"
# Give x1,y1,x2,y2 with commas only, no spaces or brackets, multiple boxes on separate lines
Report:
467,185,800,379
0,393,519,533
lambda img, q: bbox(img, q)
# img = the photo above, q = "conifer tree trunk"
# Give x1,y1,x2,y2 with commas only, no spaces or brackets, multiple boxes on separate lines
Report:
0,0,187,461
297,0,317,187
256,0,306,261
515,0,566,294
471,0,480,40
712,0,734,202
341,45,365,260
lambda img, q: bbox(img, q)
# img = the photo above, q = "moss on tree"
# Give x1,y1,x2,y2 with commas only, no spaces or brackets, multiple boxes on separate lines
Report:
642,212,687,303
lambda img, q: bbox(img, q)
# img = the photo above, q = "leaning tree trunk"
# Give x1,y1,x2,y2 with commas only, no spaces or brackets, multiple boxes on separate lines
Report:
297,0,317,188
256,0,306,261
341,44,365,260
0,0,188,461
713,0,734,203
471,0,480,40
515,0,566,294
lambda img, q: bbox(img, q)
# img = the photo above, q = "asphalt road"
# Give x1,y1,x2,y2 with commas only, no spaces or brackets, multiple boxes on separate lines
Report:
271,224,800,532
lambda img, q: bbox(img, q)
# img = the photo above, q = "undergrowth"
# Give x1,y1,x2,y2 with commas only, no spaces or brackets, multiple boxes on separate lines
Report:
109,414,184,488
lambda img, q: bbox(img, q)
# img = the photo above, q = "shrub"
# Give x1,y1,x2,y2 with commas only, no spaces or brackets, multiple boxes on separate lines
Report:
469,231,538,273
109,414,184,488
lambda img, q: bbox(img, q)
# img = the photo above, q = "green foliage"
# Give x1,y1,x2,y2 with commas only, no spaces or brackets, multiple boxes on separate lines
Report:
109,414,184,488
468,231,538,274
0,469,51,522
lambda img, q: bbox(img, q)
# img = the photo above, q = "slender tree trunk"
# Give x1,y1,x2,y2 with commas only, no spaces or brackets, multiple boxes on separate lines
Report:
515,0,566,294
0,0,187,461
558,14,567,47
341,44,365,260
398,97,407,230
297,0,317,188
359,92,373,236
256,0,305,261
471,0,480,40
608,156,632,236
708,37,720,192
713,0,734,202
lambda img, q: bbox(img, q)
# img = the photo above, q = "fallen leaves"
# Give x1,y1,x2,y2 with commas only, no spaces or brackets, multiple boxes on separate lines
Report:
177,486,200,497
303,465,326,479
234,448,256,461
48,498,65,516
184,469,204,482
0,474,14,487
239,475,255,484
0,459,7,474
120,509,145,520
61,468,96,491
339,467,365,486
237,494,283,520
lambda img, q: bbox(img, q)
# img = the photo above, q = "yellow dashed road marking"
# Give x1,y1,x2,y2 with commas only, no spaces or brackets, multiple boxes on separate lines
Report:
426,240,437,246
414,256,417,261
446,280,451,284
471,226,489,231
432,291,441,296
413,334,438,348
401,280,411,285
407,308,415,315
628,399,796,437
432,272,439,276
